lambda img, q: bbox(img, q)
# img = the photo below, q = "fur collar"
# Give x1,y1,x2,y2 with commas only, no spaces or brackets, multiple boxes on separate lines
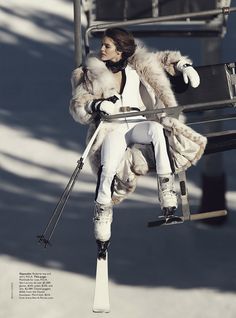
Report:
85,55,117,97
84,45,178,108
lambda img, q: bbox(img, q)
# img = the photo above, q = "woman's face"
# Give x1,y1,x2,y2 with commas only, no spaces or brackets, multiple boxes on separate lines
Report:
100,36,122,62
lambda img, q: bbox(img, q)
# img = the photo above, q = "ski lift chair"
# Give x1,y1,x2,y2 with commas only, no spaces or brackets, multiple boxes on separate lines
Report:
100,61,236,226
38,2,236,248
82,5,236,226
148,61,236,226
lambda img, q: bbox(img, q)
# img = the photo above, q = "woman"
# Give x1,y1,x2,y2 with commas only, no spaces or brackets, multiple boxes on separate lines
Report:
70,28,206,249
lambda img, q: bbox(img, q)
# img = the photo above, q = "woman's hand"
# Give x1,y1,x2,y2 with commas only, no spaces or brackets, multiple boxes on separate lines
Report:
176,60,200,88
87,95,121,116
98,99,121,115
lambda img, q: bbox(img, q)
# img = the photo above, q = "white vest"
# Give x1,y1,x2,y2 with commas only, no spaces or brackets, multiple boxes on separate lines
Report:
119,65,145,110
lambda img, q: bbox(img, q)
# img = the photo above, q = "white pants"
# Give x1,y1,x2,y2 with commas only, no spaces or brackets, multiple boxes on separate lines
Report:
96,120,172,205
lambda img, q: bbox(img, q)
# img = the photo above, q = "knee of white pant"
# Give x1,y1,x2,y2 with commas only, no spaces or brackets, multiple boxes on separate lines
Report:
147,121,164,137
101,164,117,178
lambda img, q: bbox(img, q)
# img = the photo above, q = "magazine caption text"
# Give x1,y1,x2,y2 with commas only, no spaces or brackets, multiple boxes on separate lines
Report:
18,272,54,300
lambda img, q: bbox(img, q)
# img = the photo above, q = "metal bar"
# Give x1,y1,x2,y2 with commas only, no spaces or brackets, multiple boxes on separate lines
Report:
205,129,236,138
187,112,236,125
102,98,236,121
178,171,191,220
73,0,82,67
82,121,104,160
189,210,227,221
85,6,236,50
88,6,236,30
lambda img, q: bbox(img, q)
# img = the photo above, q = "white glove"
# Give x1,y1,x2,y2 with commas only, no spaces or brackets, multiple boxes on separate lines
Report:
88,95,121,116
99,98,121,115
176,60,200,88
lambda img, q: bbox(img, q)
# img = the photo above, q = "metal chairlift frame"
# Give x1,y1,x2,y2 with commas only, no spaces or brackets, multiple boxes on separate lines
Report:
38,1,236,247
78,1,236,224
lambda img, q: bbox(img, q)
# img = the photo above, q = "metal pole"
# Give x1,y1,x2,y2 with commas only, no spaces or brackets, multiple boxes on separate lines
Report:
37,121,104,247
73,0,82,67
85,6,236,54
101,98,236,120
199,36,227,225
152,0,159,17
88,6,235,30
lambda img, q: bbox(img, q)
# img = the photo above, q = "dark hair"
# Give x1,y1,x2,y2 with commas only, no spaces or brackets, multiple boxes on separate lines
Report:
103,28,136,59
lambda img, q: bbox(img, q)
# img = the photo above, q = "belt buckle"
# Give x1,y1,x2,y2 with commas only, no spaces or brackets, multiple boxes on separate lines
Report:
119,106,131,112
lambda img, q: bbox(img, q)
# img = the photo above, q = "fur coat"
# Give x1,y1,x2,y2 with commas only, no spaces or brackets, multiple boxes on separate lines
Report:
69,46,207,204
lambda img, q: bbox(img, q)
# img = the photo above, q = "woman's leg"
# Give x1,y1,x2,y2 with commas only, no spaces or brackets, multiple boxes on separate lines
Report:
127,121,177,215
96,121,169,206
94,125,129,243
127,121,172,174
96,126,129,205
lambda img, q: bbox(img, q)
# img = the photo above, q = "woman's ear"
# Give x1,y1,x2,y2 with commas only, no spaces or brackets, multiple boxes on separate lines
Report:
116,50,122,57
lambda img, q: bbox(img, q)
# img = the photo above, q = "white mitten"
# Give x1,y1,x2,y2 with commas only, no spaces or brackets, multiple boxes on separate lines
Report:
98,98,121,115
88,95,121,115
176,60,200,88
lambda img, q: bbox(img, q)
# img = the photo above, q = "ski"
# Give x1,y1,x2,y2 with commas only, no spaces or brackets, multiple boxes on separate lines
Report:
148,210,227,227
93,252,110,313
148,215,184,227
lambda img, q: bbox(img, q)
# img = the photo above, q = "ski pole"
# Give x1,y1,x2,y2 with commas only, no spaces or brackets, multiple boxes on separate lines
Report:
37,120,104,247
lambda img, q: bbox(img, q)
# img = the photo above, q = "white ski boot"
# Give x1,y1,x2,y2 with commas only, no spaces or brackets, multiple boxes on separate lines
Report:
94,202,113,243
158,174,178,217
